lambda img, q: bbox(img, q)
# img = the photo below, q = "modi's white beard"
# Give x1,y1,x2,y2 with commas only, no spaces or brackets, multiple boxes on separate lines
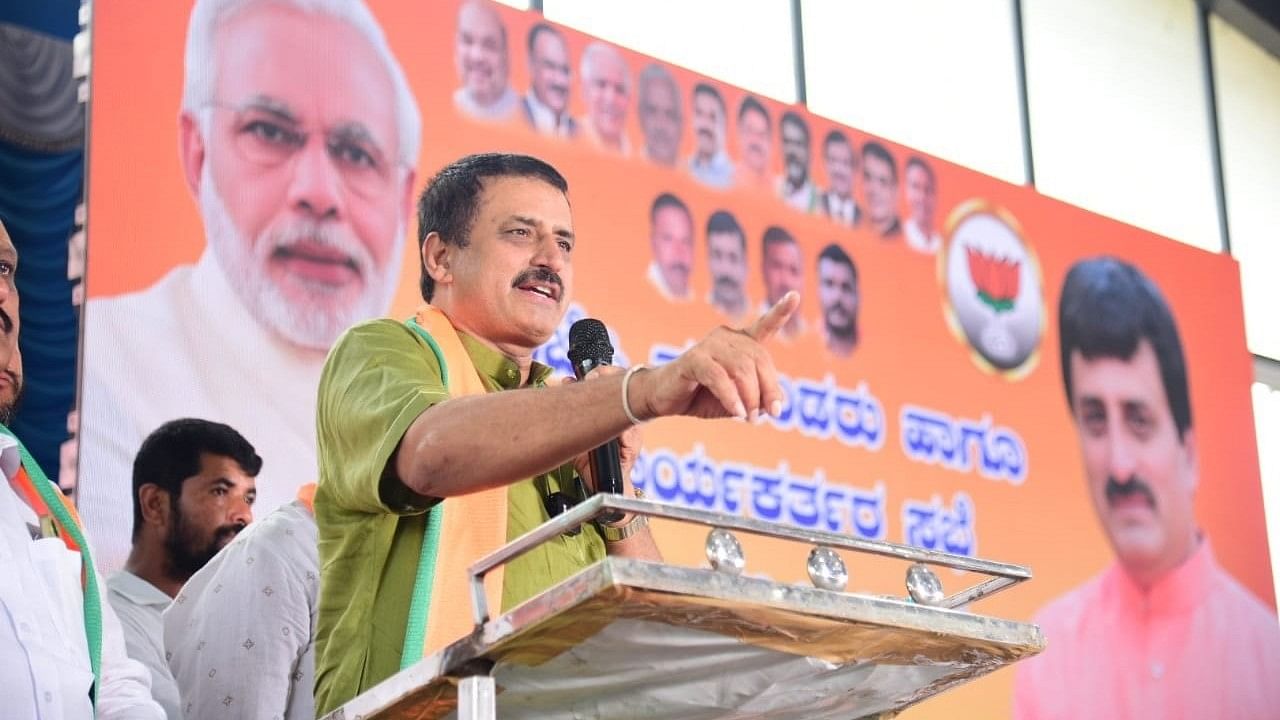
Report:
198,165,404,350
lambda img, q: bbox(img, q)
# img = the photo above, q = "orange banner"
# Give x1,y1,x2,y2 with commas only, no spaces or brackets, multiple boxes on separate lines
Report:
80,1,1271,717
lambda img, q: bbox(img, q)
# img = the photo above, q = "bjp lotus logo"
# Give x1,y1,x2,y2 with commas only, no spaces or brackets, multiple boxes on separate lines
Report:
940,201,1043,378
966,247,1021,313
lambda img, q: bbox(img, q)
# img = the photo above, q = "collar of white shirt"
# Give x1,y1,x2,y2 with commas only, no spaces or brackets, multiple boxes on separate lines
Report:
108,570,170,609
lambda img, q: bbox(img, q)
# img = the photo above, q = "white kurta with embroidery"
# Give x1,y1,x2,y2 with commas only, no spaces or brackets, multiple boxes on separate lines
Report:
164,500,318,720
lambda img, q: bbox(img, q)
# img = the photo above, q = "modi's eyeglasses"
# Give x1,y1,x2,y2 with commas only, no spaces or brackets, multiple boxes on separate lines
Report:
203,100,401,199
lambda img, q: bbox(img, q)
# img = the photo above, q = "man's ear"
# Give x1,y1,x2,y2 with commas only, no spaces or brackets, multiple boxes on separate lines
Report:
178,112,206,198
422,232,454,287
138,484,172,531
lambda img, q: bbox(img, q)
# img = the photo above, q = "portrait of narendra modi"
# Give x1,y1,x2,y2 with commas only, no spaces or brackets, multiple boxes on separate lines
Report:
76,0,421,574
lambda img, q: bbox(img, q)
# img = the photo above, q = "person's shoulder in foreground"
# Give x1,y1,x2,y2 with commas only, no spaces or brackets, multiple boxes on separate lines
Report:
166,496,318,720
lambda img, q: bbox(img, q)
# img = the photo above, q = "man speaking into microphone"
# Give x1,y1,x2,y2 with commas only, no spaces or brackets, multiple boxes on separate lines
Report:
313,153,799,714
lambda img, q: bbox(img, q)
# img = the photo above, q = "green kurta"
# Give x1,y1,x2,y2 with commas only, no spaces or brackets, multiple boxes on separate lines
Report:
313,319,605,716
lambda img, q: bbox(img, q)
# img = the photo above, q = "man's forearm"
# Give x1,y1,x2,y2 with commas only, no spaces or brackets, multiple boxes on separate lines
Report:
395,372,635,498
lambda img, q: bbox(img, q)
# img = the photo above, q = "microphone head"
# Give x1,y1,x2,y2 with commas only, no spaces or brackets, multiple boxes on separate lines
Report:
568,318,614,367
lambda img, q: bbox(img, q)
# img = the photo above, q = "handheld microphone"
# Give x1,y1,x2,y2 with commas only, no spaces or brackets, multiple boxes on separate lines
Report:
567,318,625,523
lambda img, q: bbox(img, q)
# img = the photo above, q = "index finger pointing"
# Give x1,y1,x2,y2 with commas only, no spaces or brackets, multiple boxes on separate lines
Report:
747,291,800,342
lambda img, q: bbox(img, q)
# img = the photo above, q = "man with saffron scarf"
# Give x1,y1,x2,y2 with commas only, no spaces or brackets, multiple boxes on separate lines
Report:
314,153,799,713
0,218,164,718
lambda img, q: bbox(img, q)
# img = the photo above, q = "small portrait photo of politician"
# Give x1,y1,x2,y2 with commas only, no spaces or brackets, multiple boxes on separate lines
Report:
636,63,683,167
819,129,860,228
1012,257,1280,720
687,82,734,189
777,110,819,214
903,156,942,254
705,209,749,319
522,22,576,138
452,0,518,122
578,41,632,156
816,243,859,358
761,225,806,339
861,140,902,239
646,192,695,301
736,95,773,192
78,0,421,573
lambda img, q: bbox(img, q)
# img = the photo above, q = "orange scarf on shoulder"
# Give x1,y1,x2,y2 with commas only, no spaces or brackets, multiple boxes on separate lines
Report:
401,305,509,664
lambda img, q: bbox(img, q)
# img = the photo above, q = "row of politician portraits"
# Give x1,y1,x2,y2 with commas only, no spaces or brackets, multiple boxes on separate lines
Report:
453,1,944,254
646,193,862,359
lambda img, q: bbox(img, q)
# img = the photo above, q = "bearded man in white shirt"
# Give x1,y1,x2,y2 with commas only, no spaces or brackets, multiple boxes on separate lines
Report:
78,0,420,574
106,417,261,719
0,218,164,719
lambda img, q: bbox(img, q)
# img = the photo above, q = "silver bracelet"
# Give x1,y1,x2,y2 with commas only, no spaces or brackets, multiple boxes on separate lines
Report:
621,364,648,425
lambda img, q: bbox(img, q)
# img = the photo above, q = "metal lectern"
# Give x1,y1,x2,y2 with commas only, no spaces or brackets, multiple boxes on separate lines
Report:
322,495,1043,720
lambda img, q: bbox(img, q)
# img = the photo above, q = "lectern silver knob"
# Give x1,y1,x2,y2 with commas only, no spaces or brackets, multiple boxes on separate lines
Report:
806,547,848,591
906,563,945,606
705,528,745,574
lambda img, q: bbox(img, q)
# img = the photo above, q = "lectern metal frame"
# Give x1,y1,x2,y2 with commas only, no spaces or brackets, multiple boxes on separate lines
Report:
324,495,1041,720
468,494,1032,627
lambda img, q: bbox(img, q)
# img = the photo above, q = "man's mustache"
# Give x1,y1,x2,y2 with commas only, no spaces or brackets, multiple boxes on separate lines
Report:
713,275,739,293
0,309,12,335
826,304,851,321
1105,475,1156,509
697,127,714,142
215,523,246,545
266,222,368,278
512,266,563,294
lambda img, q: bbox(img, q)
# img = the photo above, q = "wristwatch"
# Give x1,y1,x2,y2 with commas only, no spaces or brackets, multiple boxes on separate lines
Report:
597,490,649,543
597,512,649,543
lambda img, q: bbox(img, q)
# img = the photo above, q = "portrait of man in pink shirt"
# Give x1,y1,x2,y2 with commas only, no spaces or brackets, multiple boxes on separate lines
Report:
1013,257,1280,720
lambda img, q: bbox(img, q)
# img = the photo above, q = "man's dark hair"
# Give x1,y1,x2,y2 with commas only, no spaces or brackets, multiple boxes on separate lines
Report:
131,418,262,540
693,82,725,115
905,155,934,181
818,242,855,275
737,95,771,130
706,210,745,252
761,225,796,253
862,141,898,181
417,153,569,301
650,192,691,225
780,110,810,144
526,21,563,57
823,129,852,153
1058,257,1192,441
